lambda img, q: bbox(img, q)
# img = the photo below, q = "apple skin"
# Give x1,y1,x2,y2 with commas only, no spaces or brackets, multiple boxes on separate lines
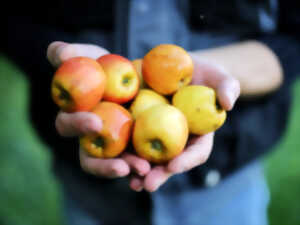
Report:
142,44,193,95
80,102,133,158
51,57,106,112
133,104,188,164
130,89,169,120
132,59,146,88
172,85,226,135
97,54,139,104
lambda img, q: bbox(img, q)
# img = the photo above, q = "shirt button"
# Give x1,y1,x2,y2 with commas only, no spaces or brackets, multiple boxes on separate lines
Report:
204,170,221,188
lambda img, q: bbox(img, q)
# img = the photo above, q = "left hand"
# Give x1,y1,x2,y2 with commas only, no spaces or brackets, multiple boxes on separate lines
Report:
129,54,240,192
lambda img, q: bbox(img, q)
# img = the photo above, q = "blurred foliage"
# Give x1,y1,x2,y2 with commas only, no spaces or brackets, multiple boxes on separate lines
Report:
0,55,65,225
264,80,300,225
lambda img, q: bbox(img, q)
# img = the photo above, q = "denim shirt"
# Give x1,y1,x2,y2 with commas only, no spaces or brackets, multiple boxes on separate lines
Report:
109,0,283,187
115,0,278,58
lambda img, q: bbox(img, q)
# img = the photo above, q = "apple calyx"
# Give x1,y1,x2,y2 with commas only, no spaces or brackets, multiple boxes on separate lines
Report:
93,136,106,149
151,139,164,152
52,82,73,109
122,76,131,85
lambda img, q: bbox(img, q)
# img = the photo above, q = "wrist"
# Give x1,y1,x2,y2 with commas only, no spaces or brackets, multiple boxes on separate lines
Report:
190,41,283,97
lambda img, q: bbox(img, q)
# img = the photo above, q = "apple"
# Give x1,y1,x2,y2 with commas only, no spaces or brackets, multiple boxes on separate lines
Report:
51,57,106,112
130,89,169,120
142,44,193,95
97,54,139,104
132,58,146,88
133,104,188,164
172,85,226,135
80,102,133,158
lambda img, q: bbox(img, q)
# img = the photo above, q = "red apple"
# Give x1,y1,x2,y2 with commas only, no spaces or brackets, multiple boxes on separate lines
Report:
51,57,107,112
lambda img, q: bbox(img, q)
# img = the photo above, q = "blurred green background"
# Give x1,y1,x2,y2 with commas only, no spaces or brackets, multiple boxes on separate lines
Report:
0,55,299,225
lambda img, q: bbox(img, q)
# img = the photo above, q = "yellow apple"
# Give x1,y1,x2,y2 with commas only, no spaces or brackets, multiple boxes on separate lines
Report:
129,89,169,119
133,104,188,164
172,85,226,135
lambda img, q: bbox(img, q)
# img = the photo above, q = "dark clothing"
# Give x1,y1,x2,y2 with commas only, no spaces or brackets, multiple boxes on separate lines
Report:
1,0,300,224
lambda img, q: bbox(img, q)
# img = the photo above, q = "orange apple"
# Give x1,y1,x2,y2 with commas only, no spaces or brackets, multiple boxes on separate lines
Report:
80,102,133,158
142,44,193,95
133,104,188,164
132,58,146,88
51,57,106,112
97,54,139,104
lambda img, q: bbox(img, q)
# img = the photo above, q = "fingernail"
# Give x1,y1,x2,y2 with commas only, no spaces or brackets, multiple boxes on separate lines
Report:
226,91,236,110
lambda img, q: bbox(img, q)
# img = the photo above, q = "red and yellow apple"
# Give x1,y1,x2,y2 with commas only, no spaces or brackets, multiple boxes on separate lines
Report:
142,44,194,95
51,57,106,112
132,58,146,88
97,54,139,104
80,102,133,158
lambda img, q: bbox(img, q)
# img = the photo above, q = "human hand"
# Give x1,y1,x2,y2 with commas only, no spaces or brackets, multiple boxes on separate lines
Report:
129,54,240,192
47,41,151,178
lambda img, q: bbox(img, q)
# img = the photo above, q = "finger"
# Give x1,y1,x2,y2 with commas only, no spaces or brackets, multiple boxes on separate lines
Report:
79,148,130,178
55,111,102,137
216,78,240,111
191,55,240,110
143,166,172,192
129,175,144,192
47,41,109,67
167,133,214,174
122,153,151,176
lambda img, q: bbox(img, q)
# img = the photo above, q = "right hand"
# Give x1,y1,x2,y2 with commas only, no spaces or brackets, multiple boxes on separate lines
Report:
47,42,151,182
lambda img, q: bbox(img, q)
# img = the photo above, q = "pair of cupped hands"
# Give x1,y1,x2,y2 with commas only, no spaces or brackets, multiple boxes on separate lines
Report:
47,41,240,192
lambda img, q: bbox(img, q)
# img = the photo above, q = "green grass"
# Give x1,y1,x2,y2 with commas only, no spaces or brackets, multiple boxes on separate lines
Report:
0,56,65,225
0,54,299,225
264,80,300,225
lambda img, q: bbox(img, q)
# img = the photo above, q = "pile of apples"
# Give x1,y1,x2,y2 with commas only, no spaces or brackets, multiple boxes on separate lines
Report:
51,44,226,164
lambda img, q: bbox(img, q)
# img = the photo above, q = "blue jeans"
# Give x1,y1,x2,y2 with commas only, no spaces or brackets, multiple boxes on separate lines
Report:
62,160,269,225
153,161,270,225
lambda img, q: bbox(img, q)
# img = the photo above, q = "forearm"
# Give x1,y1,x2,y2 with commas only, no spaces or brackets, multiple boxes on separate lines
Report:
191,41,283,98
